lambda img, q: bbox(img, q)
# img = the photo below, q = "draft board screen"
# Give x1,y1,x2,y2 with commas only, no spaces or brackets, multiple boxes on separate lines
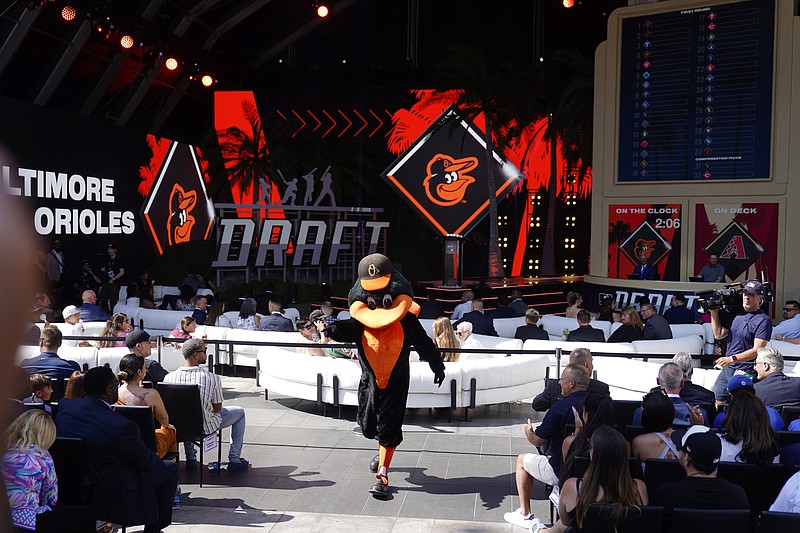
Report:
618,0,774,182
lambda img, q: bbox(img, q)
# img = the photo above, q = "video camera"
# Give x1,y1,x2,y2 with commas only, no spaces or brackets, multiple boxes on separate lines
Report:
695,281,773,313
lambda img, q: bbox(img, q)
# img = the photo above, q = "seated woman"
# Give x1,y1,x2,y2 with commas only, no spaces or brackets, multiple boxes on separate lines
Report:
63,370,86,400
559,393,615,485
169,316,197,341
719,391,780,465
116,354,177,459
207,301,232,328
96,313,131,348
565,292,583,319
3,409,96,532
173,284,196,312
236,298,260,330
539,425,648,533
128,270,156,309
432,316,459,362
607,306,645,343
632,391,679,471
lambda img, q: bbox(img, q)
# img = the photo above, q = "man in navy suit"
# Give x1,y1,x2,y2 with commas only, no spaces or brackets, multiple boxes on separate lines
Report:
566,310,606,343
453,299,498,336
258,296,294,332
55,366,178,532
633,253,658,280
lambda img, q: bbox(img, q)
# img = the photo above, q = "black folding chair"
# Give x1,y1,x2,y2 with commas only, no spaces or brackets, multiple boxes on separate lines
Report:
156,382,221,487
756,510,800,532
49,437,88,505
50,377,67,402
717,462,799,518
114,405,158,453
612,400,642,430
583,504,663,533
780,405,800,428
669,507,751,533
643,458,685,496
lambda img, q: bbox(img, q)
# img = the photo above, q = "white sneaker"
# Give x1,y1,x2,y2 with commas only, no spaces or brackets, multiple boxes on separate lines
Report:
529,518,546,533
503,508,535,529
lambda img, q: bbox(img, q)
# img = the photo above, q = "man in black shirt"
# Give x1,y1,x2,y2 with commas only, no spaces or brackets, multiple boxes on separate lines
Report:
653,425,749,517
532,347,610,412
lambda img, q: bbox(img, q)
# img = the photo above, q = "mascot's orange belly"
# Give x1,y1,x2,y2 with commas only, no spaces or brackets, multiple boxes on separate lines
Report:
362,322,404,389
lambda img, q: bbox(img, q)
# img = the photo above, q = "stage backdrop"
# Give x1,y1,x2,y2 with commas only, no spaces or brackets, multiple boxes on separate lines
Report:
694,202,778,284
607,203,682,280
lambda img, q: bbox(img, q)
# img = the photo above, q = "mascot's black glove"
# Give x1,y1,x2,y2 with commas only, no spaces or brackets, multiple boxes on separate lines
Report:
433,369,445,388
321,324,337,338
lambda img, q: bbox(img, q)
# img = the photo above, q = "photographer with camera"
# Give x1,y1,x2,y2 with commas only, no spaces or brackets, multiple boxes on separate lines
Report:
710,280,772,406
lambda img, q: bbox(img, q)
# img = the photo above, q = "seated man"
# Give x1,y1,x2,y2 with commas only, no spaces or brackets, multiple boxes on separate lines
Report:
663,294,696,324
653,425,748,522
641,303,673,340
163,338,249,472
77,289,110,322
514,308,549,342
753,347,800,409
505,364,588,529
635,362,707,427
566,309,605,342
713,374,784,430
55,366,178,532
633,252,658,280
649,352,715,406
532,347,609,412
258,296,294,332
772,300,800,342
508,289,528,317
20,326,81,380
454,299,498,337
697,253,726,283
455,321,484,358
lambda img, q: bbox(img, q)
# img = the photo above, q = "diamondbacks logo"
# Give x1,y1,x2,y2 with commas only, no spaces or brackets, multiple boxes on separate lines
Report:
168,184,197,245
703,220,764,279
423,154,478,206
719,235,746,260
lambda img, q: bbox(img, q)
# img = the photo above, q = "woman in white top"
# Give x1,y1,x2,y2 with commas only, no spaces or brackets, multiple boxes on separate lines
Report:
565,292,583,319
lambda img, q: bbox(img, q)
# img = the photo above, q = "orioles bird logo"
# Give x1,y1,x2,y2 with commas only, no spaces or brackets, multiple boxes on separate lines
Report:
635,239,657,260
422,154,478,206
167,184,197,246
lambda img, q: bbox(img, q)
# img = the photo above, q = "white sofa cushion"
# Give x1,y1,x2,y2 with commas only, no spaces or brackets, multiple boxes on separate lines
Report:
631,335,704,356
494,317,526,338
222,329,299,367
459,354,548,407
137,309,190,337
15,345,97,370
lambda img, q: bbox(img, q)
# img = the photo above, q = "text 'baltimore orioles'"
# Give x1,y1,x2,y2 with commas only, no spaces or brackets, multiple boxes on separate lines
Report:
2,165,136,236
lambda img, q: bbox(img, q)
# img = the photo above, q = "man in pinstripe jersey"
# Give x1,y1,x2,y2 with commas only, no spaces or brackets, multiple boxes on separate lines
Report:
163,337,249,472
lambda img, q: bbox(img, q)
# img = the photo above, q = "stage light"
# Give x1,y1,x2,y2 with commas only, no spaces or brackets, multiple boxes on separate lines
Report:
201,74,214,87
562,0,575,8
120,35,134,49
61,5,76,21
317,4,329,17
165,57,179,71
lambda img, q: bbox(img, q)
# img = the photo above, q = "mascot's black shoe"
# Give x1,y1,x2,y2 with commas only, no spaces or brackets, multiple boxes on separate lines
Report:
369,454,379,473
369,479,391,500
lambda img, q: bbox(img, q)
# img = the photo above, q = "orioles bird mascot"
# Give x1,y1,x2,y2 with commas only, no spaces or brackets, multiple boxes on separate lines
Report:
325,253,445,498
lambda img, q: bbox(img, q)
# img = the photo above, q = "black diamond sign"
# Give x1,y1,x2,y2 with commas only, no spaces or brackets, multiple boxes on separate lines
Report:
703,220,765,280
619,221,672,266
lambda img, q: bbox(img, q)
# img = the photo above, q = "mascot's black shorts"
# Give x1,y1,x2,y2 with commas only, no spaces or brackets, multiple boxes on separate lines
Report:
357,371,410,448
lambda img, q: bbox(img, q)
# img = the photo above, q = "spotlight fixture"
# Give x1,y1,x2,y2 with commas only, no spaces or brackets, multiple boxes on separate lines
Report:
562,0,575,8
201,74,215,87
313,1,332,17
61,5,76,21
165,57,179,71
120,34,134,49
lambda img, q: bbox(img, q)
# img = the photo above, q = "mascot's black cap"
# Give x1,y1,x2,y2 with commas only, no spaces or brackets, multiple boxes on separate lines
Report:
358,253,393,292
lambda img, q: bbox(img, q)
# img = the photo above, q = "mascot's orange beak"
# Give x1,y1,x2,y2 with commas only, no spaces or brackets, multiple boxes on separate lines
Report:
351,294,413,329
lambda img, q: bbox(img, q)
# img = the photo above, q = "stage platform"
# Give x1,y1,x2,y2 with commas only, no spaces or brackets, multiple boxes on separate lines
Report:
330,275,584,317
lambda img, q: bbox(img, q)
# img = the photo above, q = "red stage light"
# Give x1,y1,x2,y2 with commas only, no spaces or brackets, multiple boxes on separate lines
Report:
562,0,575,8
165,57,178,71
120,35,134,49
61,5,76,21
201,75,214,87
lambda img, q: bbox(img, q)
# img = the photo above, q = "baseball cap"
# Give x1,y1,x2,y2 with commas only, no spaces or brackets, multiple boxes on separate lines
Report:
358,253,393,291
727,374,754,394
125,329,151,349
670,425,721,472
107,243,116,249
62,305,81,319
743,279,764,295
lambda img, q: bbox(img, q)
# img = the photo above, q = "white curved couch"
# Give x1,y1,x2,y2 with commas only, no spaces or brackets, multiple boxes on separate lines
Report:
255,346,549,414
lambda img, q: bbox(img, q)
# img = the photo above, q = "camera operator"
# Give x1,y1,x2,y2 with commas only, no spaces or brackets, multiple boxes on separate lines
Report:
711,279,772,405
